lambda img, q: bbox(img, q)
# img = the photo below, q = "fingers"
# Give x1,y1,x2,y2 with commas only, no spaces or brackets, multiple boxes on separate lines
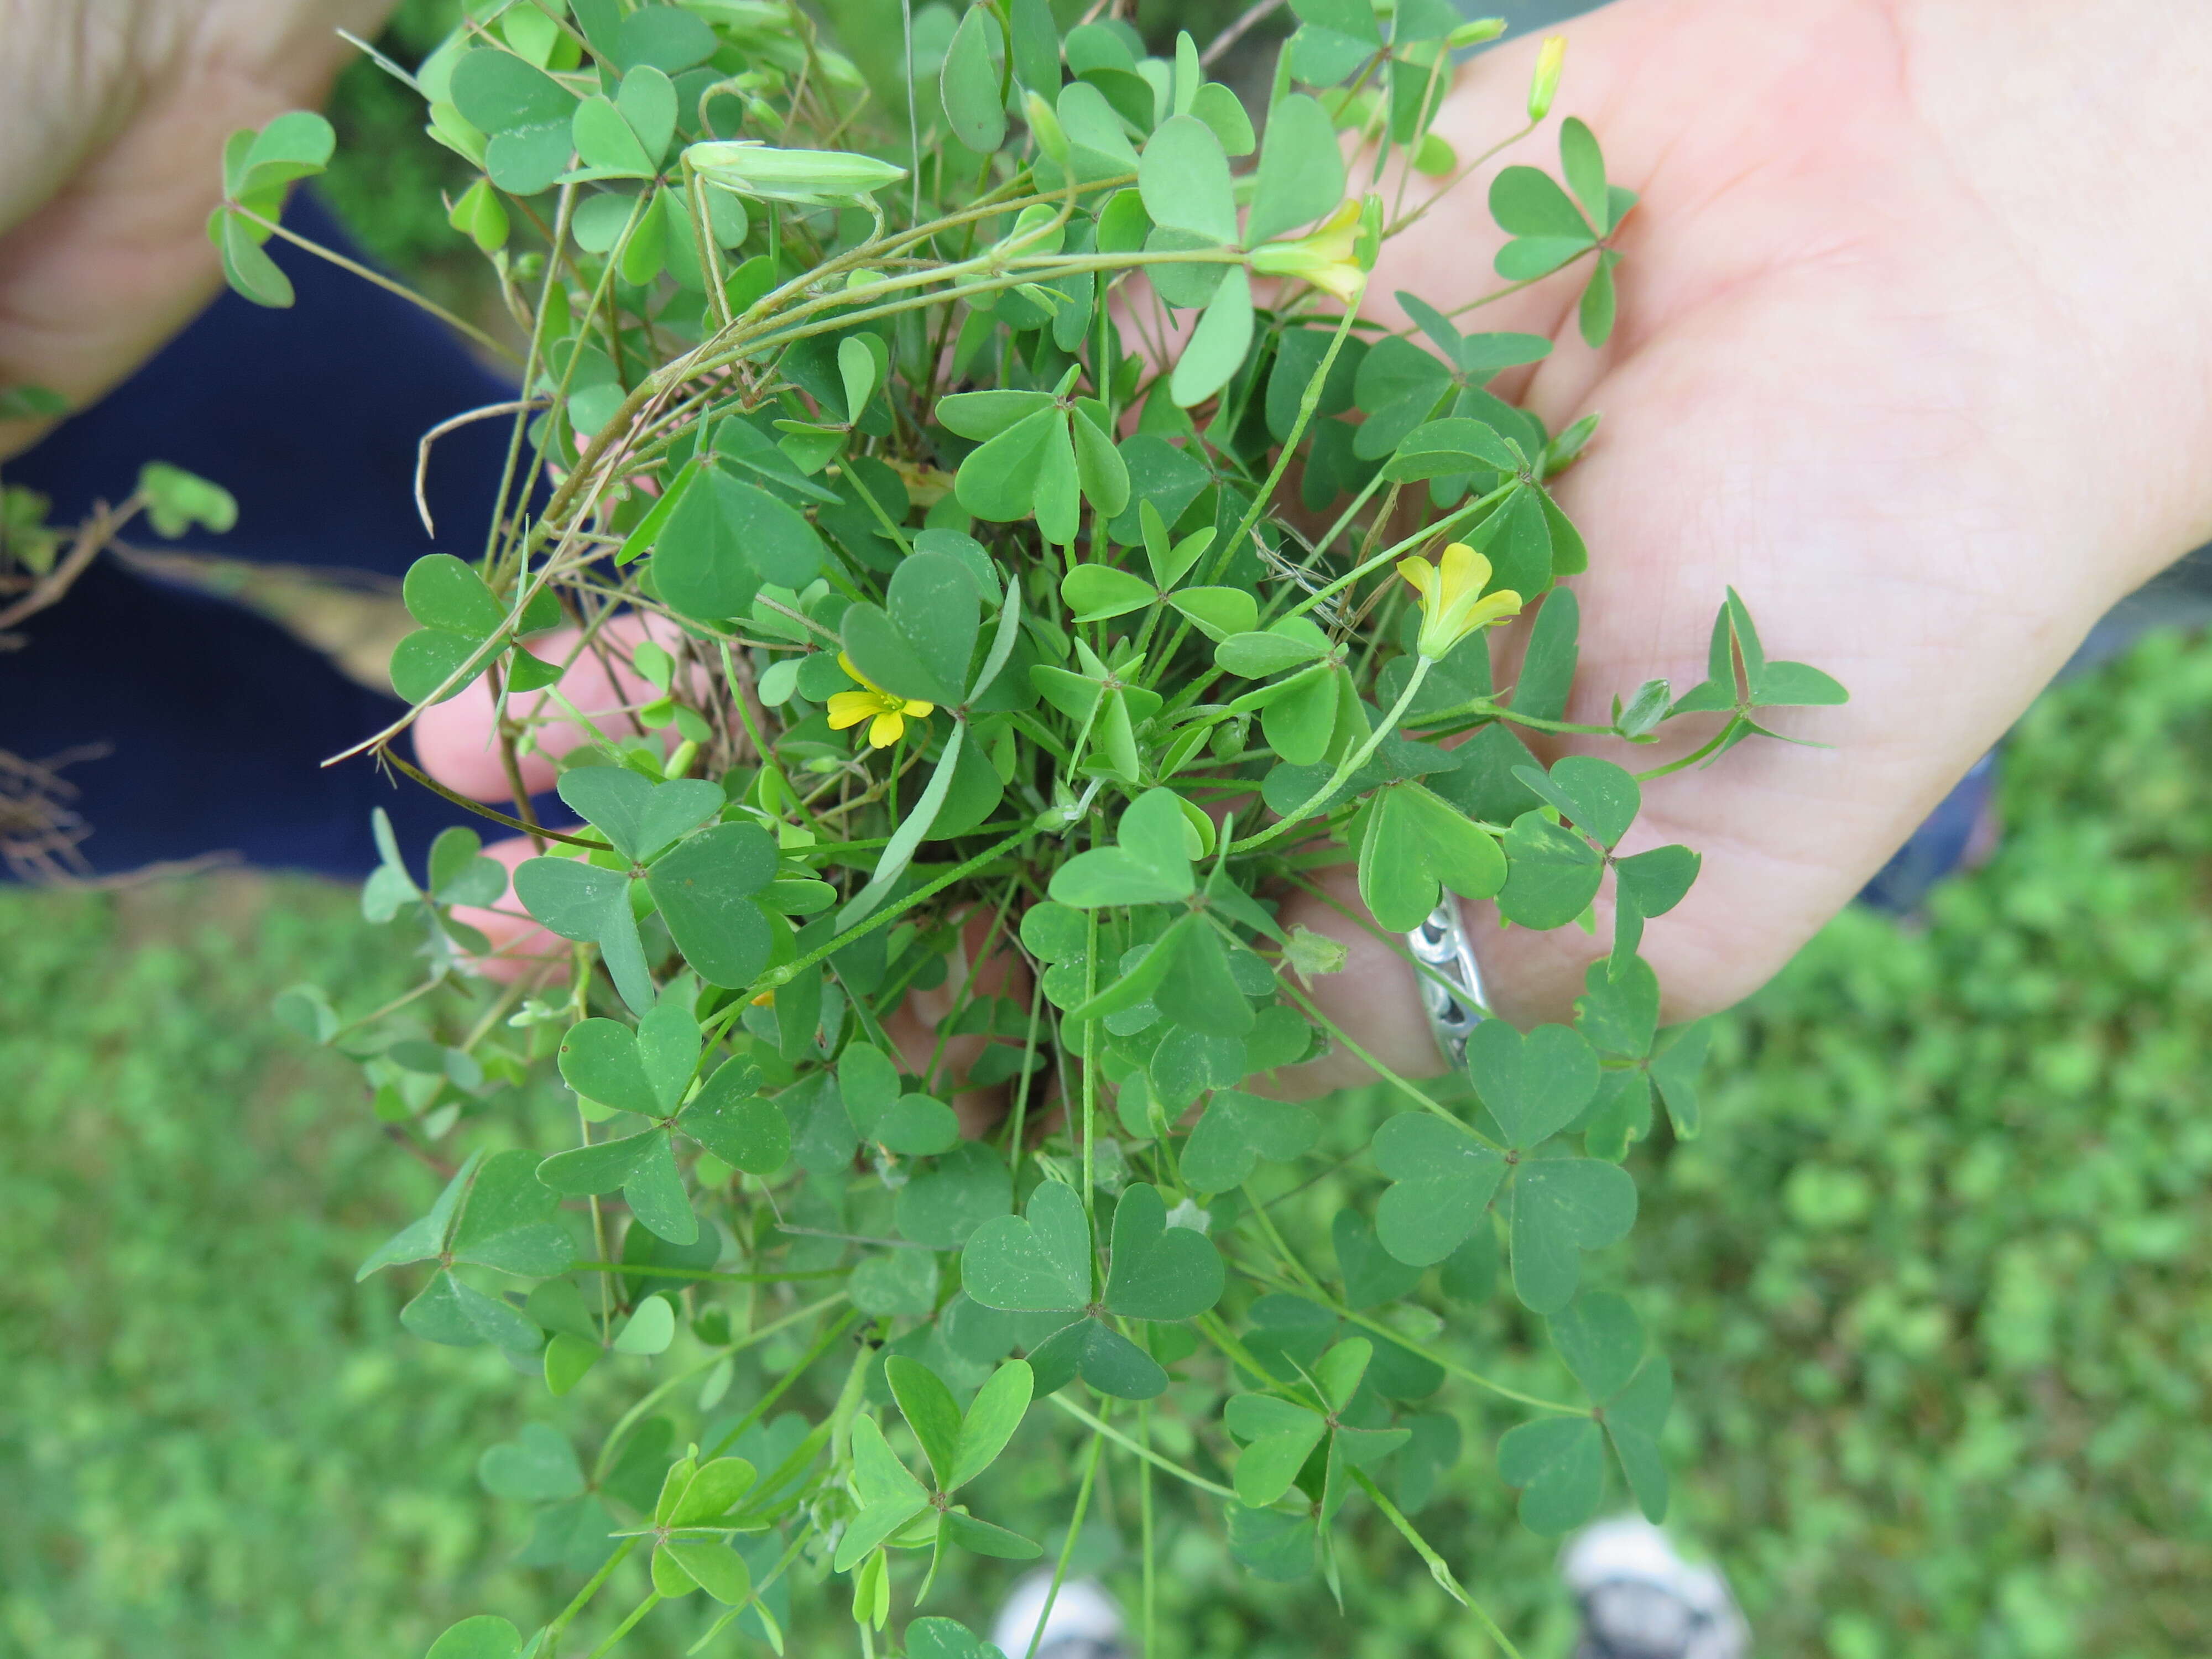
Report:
448,833,566,983
412,612,705,802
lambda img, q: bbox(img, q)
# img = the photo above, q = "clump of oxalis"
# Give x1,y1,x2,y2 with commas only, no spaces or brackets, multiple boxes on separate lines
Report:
239,3,1846,1655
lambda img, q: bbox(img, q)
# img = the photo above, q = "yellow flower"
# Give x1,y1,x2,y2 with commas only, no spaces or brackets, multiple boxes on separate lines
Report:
1399,542,1523,659
825,653,934,749
1248,200,1367,304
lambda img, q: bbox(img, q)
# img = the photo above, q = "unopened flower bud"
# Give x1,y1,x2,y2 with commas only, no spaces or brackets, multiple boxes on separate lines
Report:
1527,35,1566,122
682,140,907,208
1023,91,1072,173
1446,17,1507,50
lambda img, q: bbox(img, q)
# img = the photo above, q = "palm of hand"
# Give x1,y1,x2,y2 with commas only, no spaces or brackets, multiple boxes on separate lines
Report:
0,0,391,451
1284,0,2212,1082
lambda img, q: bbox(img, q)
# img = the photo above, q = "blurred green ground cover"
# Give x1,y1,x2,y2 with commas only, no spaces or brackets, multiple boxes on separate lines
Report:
7,630,2210,1656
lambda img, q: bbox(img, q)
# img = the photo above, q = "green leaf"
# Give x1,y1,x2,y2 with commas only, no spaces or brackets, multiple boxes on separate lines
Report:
1261,663,1339,767
614,1292,677,1353
557,1012,690,1117
619,65,677,164
1754,659,1850,708
510,858,650,1013
572,95,655,176
909,1618,1008,1659
1648,1021,1712,1140
1510,1158,1637,1313
837,722,968,930
479,1423,585,1502
1061,562,1157,624
425,1615,522,1659
1139,114,1237,244
1549,1289,1644,1402
1070,412,1131,517
1464,1019,1599,1149
1613,845,1699,959
1489,166,1594,239
448,1147,573,1275
1601,1354,1674,1521
949,1359,1034,1490
1104,1182,1224,1319
1579,251,1619,349
1189,81,1256,155
938,389,1056,442
849,1249,940,1317
643,823,778,989
1165,586,1256,643
1225,1500,1316,1581
959,1179,1091,1313
1171,267,1254,408
888,1355,966,1490
403,1270,541,1350
1054,80,1141,180
218,209,294,307
1333,1207,1420,1307
677,1057,788,1173
1358,782,1507,932
1495,811,1604,932
655,472,825,623
1383,418,1522,482
1286,0,1382,85
1559,117,1610,232
132,462,237,541
1048,789,1196,909
1225,1394,1327,1506
1575,956,1663,1057
1371,1114,1505,1265
663,1540,751,1605
837,335,881,424
954,404,1059,528
1246,93,1344,244
940,5,1009,153
1026,1316,1168,1399
941,1510,1042,1559
1180,1090,1319,1191
1513,587,1579,721
897,1142,1013,1248
555,768,723,864
1352,336,1455,460
1496,1415,1604,1535
612,6,718,71
450,47,576,193
1513,756,1639,849
890,549,982,703
1155,920,1255,1040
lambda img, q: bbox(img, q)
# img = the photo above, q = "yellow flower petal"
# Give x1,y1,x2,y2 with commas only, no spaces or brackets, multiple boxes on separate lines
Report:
827,690,884,730
901,697,935,721
867,710,905,748
838,651,888,697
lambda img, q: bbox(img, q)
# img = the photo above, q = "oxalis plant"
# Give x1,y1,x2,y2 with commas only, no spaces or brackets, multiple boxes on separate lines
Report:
243,2,1848,1655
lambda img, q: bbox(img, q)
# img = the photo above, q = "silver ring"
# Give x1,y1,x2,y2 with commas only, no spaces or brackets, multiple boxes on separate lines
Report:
1407,900,1486,1070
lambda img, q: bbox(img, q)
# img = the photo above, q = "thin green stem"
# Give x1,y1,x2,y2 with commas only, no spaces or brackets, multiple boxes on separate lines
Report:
1045,1393,1237,1500
1023,1415,1108,1659
1232,656,1431,854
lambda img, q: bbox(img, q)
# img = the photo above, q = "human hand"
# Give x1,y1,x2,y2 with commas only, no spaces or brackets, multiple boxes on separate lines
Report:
0,0,392,455
1271,0,2212,1091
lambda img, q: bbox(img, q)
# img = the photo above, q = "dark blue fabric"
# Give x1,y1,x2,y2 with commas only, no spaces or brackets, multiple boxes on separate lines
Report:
1,195,549,879
1857,750,1998,914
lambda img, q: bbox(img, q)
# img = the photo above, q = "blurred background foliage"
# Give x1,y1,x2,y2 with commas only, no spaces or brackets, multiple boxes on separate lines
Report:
7,7,2210,1656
